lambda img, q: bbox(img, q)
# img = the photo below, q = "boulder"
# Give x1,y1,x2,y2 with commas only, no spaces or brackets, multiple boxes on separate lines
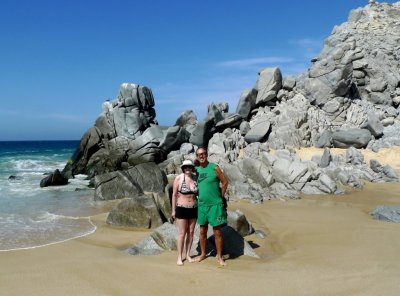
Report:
227,210,254,237
316,130,333,148
40,169,69,187
215,113,243,131
332,128,372,148
244,117,270,143
345,146,364,165
282,76,296,90
159,126,190,154
320,147,332,168
361,114,384,138
127,223,259,258
94,162,168,201
106,195,165,228
236,88,257,120
239,121,251,136
370,159,383,173
371,205,400,223
175,110,198,129
255,67,282,105
382,165,398,180
189,115,216,147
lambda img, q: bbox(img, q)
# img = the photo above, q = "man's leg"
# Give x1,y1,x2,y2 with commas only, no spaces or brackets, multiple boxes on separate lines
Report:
213,225,226,266
196,224,208,262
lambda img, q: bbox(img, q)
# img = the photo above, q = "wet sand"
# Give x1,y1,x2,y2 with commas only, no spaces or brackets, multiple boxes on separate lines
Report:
1,148,399,296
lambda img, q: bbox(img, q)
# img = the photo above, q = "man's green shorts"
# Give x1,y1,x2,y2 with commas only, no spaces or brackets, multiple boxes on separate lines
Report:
197,203,227,227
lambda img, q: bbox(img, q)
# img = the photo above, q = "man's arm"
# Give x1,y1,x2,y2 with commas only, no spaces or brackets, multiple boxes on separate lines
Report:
215,165,228,199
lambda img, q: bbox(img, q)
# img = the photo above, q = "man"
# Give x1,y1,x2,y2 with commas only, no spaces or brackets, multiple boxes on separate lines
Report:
195,146,228,266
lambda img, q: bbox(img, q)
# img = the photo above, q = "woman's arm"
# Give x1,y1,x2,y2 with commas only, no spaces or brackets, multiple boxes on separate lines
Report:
171,175,180,218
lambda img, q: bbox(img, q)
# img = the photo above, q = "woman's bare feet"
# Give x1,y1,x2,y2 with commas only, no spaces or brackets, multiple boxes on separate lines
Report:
186,256,194,263
177,258,184,266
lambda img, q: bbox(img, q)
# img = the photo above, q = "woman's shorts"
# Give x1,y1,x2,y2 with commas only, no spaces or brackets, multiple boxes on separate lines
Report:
197,203,227,227
175,205,198,219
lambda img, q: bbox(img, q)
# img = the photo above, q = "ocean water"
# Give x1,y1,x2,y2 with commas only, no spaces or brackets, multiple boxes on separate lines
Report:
0,141,113,251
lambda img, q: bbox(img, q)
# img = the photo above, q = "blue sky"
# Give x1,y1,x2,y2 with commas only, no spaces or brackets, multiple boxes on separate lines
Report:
0,0,395,140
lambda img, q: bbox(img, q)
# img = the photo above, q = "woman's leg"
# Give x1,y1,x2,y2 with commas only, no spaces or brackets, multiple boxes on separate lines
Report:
185,218,197,262
176,218,188,265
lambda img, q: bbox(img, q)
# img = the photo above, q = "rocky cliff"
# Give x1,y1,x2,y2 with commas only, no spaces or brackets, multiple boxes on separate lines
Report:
41,1,400,224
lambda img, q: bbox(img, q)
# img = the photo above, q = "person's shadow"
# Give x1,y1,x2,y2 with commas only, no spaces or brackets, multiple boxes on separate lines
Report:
195,225,258,260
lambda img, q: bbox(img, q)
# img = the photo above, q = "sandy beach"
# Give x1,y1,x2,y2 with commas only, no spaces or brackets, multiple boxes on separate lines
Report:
1,148,400,296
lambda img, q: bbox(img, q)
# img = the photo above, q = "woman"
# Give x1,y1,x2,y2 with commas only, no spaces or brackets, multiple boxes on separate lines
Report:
172,159,198,266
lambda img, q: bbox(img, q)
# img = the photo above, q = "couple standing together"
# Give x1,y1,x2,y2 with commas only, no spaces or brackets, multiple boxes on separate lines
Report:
172,147,228,266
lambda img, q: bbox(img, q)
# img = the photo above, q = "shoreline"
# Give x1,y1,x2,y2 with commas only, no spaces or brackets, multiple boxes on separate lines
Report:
0,217,97,253
1,147,399,295
1,181,400,296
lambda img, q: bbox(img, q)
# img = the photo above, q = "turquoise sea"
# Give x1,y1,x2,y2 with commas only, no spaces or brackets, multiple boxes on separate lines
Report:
0,141,112,251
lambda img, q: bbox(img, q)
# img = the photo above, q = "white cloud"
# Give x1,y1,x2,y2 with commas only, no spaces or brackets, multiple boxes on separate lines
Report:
153,51,317,125
289,38,324,59
46,113,87,123
219,56,294,68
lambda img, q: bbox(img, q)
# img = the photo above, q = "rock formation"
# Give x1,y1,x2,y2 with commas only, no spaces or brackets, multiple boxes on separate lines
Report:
41,2,400,223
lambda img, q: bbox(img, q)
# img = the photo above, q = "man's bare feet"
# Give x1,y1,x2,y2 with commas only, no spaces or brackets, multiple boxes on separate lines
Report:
216,256,226,266
194,255,207,262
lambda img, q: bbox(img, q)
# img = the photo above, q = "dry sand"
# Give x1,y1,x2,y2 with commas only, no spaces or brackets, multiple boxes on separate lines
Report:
1,148,400,296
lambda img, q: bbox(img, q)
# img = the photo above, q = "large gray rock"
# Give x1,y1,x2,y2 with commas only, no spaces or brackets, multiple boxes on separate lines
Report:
239,121,251,136
345,146,364,165
371,205,400,223
267,93,311,149
255,67,282,105
320,147,332,168
237,157,274,187
244,117,271,143
40,169,69,187
106,195,165,228
60,83,160,179
236,88,257,120
61,126,103,178
113,83,156,138
318,173,337,193
159,126,190,154
94,162,168,201
271,158,310,185
282,76,296,91
126,127,165,165
94,170,142,201
127,223,259,258
227,210,254,237
175,110,197,130
189,115,216,147
332,128,372,148
368,123,400,151
382,165,398,180
316,130,333,148
215,113,243,131
361,114,384,138
127,222,179,255
369,159,383,173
